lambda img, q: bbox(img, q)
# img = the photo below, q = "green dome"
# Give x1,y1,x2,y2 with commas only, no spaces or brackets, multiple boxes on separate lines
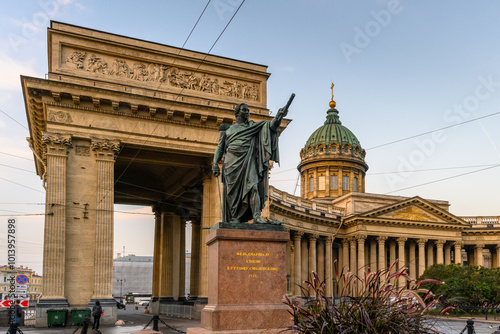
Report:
304,108,362,150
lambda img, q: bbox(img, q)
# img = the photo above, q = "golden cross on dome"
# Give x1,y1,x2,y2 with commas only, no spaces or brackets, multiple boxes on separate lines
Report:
329,83,336,109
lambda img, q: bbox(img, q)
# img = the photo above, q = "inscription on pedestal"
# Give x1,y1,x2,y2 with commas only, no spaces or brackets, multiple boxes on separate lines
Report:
227,252,278,279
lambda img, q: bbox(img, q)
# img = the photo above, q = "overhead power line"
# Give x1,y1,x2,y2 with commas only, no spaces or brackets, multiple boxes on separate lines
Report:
366,110,500,150
0,108,28,130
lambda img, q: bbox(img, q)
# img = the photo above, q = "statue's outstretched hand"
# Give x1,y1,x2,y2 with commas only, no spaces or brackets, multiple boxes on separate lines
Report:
212,164,220,177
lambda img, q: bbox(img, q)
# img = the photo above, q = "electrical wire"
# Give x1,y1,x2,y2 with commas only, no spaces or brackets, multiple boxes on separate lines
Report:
0,151,31,160
0,108,28,130
0,163,36,174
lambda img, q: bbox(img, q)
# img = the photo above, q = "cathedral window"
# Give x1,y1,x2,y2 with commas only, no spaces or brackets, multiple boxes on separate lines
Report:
342,176,349,190
309,177,314,192
354,177,358,192
330,175,337,190
318,176,325,190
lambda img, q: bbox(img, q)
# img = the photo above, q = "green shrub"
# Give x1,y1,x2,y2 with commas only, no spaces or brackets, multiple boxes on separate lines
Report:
284,261,452,333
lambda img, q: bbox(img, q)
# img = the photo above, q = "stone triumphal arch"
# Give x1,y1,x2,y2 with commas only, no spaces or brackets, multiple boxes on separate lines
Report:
22,22,288,325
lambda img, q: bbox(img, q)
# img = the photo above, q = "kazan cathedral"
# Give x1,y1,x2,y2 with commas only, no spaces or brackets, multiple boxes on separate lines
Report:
268,93,500,298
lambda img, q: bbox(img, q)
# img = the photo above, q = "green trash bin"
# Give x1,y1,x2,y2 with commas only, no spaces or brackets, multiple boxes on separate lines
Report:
47,309,67,327
70,308,91,326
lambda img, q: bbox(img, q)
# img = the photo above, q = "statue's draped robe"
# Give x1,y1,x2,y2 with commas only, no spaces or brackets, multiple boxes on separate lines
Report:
215,120,279,223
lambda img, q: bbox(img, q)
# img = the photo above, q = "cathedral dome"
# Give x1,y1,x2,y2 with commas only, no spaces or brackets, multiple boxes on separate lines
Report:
298,90,368,200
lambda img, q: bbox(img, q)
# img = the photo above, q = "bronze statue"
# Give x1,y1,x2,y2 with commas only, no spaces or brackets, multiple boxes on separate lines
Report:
212,94,294,224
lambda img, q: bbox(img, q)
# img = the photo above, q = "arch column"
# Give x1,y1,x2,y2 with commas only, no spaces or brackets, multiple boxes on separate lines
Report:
39,132,72,305
454,241,462,265
377,236,387,271
293,232,303,295
417,239,427,277
91,138,120,301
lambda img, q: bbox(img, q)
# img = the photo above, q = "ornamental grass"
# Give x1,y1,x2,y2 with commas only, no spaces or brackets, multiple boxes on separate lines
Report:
284,261,452,334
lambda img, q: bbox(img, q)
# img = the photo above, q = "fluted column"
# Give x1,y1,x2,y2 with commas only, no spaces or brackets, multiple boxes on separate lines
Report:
293,232,303,295
444,243,451,265
427,241,434,268
91,138,120,299
189,220,201,298
475,243,484,267
370,239,377,271
436,240,445,265
325,237,333,298
377,236,387,271
342,239,349,271
349,237,356,273
178,219,186,300
454,241,462,265
159,212,173,299
301,237,308,283
417,239,427,277
397,237,407,288
409,241,416,281
152,206,162,300
41,132,72,301
308,234,318,276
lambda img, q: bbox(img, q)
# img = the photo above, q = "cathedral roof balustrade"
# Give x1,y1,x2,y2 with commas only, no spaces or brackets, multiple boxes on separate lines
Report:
460,216,500,228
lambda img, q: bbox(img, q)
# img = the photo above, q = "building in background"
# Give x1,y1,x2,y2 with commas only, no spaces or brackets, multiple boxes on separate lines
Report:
0,265,42,302
113,255,153,299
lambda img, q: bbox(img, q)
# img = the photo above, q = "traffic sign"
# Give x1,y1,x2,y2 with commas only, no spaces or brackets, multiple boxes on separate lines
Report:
0,299,29,307
16,275,28,285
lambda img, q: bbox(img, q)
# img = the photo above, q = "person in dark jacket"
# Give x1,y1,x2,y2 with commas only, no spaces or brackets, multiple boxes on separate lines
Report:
92,300,103,330
13,299,23,324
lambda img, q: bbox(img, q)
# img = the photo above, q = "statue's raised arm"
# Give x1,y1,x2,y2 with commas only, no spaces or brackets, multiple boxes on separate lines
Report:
270,93,295,132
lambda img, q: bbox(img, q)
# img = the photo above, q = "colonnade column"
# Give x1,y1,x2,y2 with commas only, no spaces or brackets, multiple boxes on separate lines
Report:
189,220,201,298
377,236,387,271
370,240,377,271
444,243,451,265
293,232,303,295
342,239,349,271
357,234,366,273
91,138,120,300
389,241,396,272
325,237,333,298
40,132,72,303
349,237,357,273
475,243,484,267
159,212,173,301
409,241,416,281
308,234,318,276
301,236,308,283
496,245,500,268
317,238,325,282
417,239,427,277
436,240,445,265
454,241,462,265
397,237,407,288
427,241,434,268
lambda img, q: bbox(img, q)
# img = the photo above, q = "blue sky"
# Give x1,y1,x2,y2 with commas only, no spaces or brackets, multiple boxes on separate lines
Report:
0,0,499,274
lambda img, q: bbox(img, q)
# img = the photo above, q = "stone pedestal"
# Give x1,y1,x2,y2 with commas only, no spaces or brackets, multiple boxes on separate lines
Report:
187,225,291,333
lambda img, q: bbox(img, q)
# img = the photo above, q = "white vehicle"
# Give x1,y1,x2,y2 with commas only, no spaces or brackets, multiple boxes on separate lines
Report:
138,299,150,306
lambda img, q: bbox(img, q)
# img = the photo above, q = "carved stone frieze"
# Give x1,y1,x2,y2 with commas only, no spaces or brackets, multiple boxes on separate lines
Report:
48,110,73,123
42,132,73,150
75,145,90,156
383,206,436,222
64,49,261,102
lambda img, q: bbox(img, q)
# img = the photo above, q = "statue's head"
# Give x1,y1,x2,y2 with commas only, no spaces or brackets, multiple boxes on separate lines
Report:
234,103,250,120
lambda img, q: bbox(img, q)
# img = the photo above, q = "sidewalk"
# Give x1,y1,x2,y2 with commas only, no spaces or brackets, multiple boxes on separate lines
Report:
1,307,200,334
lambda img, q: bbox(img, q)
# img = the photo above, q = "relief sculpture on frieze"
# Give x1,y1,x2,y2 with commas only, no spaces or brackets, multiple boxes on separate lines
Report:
64,49,260,102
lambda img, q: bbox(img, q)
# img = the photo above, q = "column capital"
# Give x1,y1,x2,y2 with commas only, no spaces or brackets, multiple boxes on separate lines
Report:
453,241,462,247
475,243,485,250
435,239,446,247
308,234,319,241
91,137,121,160
417,238,428,246
496,244,500,251
356,233,367,241
325,236,334,244
342,238,349,246
377,236,388,243
42,132,72,156
397,237,407,245
293,231,304,241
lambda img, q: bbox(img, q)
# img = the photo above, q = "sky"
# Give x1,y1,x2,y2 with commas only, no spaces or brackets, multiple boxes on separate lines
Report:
0,0,499,275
